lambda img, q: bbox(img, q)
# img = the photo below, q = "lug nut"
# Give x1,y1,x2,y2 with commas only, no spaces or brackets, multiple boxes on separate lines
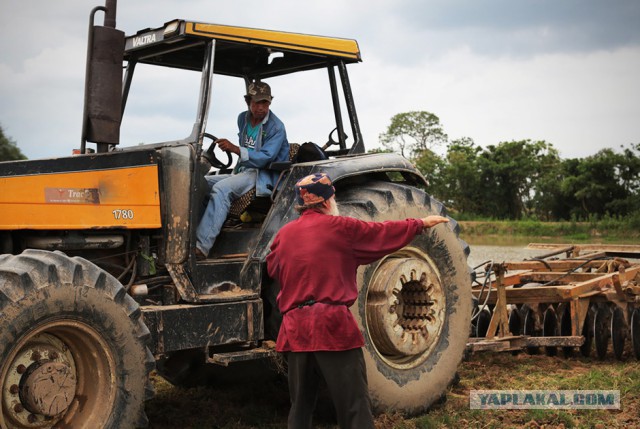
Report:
28,414,38,423
16,364,26,374
31,351,41,362
14,403,24,413
9,384,19,394
50,351,59,360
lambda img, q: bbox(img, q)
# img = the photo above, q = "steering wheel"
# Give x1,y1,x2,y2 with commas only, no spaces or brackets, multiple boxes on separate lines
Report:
201,132,233,169
321,127,349,150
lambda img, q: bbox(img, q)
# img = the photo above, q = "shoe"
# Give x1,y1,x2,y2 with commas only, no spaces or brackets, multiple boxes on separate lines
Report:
195,248,207,261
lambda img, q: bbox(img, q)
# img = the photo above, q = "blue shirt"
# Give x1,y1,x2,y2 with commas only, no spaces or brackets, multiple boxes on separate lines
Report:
236,110,289,196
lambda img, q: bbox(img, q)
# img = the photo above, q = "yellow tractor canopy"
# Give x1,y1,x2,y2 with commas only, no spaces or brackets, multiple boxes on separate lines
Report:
124,20,362,78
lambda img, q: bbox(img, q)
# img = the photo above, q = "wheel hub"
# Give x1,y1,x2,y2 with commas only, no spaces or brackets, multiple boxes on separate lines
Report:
21,361,77,417
2,333,77,428
366,253,446,367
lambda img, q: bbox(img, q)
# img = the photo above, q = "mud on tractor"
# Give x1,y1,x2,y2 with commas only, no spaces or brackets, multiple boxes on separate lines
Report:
0,1,471,427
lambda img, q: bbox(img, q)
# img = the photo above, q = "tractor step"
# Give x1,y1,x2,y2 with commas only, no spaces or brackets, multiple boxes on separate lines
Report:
195,258,244,293
206,341,276,366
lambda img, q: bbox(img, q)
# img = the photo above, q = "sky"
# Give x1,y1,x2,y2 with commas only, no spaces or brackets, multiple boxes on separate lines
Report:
1,0,639,161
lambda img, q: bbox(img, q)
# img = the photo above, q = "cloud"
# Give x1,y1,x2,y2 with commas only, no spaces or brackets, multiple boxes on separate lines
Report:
356,44,640,158
397,0,640,55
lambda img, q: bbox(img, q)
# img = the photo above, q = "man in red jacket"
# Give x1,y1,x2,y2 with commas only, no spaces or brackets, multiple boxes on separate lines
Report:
266,173,449,429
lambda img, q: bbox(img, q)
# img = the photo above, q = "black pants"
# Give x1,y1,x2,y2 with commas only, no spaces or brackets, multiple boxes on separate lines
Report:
286,348,375,429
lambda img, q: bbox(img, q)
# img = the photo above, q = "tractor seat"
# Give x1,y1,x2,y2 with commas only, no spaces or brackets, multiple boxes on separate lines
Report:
227,142,327,220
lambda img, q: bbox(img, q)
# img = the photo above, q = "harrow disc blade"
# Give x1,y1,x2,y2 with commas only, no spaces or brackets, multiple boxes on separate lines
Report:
508,306,523,336
594,305,612,360
559,304,574,358
523,305,539,355
475,307,492,338
611,306,627,361
507,306,524,355
543,306,558,357
631,308,640,360
579,305,596,358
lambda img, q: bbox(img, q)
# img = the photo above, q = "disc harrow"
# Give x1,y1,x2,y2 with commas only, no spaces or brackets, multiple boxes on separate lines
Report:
468,244,640,360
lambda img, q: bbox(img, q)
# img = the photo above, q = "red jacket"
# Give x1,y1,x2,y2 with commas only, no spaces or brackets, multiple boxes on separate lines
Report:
266,209,424,352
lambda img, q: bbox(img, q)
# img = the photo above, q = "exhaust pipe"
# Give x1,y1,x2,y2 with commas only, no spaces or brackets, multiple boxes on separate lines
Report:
80,0,124,154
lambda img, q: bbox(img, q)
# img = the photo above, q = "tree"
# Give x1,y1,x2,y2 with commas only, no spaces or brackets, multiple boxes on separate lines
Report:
413,148,447,202
379,111,448,158
476,140,559,219
440,137,483,215
615,143,640,214
379,110,639,222
557,144,640,219
0,125,27,161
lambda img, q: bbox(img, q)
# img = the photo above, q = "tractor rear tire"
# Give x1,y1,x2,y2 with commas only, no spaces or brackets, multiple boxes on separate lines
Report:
0,250,154,429
337,181,471,415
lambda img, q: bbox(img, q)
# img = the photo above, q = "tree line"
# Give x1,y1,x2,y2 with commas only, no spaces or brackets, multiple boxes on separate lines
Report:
0,125,27,162
377,111,640,221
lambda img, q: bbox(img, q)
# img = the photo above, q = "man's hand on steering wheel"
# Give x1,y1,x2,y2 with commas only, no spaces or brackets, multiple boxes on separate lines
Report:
202,132,233,169
216,138,241,156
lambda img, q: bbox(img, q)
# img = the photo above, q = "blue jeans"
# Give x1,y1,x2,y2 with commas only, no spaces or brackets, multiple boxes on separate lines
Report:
195,170,256,255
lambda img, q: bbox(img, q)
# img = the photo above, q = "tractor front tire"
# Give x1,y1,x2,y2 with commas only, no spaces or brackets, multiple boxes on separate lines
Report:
0,250,154,429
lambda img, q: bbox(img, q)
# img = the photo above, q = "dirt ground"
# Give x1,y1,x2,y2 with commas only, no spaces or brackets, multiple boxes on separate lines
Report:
145,350,640,428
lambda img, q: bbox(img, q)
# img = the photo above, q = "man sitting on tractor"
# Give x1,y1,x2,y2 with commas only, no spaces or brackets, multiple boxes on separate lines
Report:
195,81,290,259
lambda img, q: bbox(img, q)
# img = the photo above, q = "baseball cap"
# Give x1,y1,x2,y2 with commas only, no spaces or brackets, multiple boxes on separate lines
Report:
246,81,273,103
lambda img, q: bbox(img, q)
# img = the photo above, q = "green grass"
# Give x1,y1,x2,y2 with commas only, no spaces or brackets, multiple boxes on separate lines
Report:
379,353,640,429
457,219,640,243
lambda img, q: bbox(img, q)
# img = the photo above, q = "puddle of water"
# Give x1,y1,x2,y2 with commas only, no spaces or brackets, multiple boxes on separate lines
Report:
462,235,637,269
465,244,541,270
